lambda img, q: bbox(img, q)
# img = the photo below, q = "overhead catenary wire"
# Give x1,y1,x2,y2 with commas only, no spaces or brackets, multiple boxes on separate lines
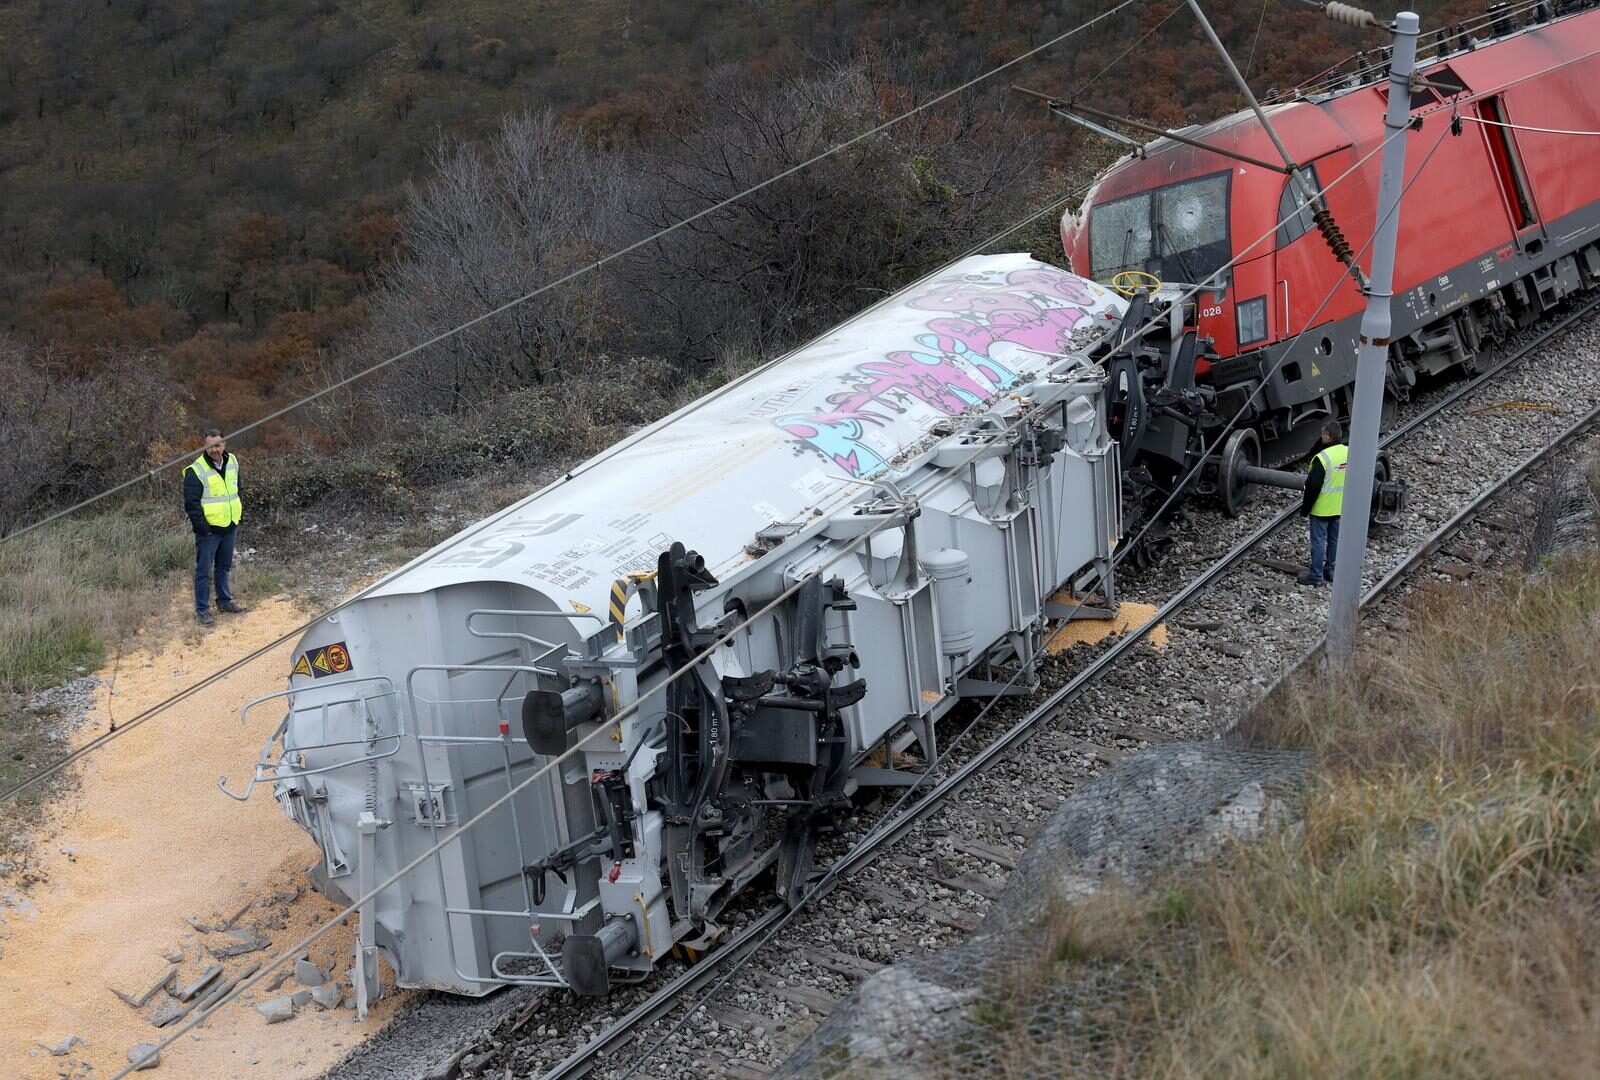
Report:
0,174,1093,810
111,74,1426,1080
1,72,1390,811
101,176,1116,1078
1067,0,1189,101
617,118,1449,1080
0,0,1155,805
109,122,1403,1075
0,0,1140,547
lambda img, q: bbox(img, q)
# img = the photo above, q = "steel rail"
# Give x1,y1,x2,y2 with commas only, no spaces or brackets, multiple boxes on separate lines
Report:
539,906,787,1079
1244,393,1600,720
538,293,1600,1079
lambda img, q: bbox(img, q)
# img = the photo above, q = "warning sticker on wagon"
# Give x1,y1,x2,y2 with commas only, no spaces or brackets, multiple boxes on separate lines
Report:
294,641,352,679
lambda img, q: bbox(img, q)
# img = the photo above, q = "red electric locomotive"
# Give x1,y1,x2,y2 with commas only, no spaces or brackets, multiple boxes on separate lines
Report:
1061,0,1600,502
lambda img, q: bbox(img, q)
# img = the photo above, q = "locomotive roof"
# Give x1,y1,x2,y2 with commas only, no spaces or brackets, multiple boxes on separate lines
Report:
360,254,1126,619
1081,2,1600,205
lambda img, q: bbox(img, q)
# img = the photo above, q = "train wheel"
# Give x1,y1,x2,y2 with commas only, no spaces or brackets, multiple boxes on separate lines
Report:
1219,428,1261,518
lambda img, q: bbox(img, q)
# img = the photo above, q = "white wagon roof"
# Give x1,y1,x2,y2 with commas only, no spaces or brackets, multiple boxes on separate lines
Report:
373,254,1125,616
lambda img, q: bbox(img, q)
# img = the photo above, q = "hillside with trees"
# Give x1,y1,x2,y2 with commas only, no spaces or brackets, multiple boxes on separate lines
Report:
0,0,1480,535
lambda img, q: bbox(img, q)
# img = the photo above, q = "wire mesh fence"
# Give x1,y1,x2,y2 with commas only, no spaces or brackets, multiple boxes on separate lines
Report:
774,743,1310,1079
1525,456,1600,574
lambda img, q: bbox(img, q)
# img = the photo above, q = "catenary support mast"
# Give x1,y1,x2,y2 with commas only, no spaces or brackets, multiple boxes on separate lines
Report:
1328,11,1421,667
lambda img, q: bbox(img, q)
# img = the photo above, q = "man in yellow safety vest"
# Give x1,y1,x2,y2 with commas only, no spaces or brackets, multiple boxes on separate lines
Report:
183,428,246,626
1298,420,1348,586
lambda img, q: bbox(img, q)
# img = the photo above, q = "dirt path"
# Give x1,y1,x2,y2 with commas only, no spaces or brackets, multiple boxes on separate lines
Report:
0,594,411,1079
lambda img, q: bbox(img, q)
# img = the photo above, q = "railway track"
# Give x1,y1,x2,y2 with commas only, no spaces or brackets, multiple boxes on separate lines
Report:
385,296,1600,1080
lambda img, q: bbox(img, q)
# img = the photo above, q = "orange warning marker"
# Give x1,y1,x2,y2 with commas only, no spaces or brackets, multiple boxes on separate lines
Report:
326,643,351,673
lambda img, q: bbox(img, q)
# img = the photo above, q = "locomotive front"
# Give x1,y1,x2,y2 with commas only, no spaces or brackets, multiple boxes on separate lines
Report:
235,255,1131,1005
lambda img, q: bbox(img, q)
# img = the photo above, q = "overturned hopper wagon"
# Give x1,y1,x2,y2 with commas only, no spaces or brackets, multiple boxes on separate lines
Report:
228,254,1129,1007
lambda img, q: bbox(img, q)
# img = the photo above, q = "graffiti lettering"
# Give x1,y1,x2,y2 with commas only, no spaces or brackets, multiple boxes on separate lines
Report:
776,267,1116,477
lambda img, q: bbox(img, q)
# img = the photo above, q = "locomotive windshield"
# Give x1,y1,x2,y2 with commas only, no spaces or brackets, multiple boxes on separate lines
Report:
1089,170,1231,286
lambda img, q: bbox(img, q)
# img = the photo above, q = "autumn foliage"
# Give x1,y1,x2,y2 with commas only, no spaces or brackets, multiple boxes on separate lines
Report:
0,0,1489,533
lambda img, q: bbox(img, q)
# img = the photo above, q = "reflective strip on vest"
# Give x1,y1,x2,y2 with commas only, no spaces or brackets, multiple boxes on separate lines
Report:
1311,444,1348,518
189,453,242,527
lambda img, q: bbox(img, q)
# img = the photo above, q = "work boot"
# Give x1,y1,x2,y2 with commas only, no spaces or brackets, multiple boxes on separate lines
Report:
197,610,215,626
1296,571,1325,586
218,601,248,614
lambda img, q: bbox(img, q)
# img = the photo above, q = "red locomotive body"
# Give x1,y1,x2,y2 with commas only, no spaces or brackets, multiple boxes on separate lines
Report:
1063,2,1600,468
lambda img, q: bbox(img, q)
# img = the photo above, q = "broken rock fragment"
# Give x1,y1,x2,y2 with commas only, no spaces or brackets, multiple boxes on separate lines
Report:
111,967,178,1008
175,964,222,1002
40,1035,87,1056
128,1043,161,1070
256,996,295,1024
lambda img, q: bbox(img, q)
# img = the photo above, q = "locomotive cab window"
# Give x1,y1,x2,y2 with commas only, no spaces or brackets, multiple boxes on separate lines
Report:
1277,164,1326,248
1090,170,1231,287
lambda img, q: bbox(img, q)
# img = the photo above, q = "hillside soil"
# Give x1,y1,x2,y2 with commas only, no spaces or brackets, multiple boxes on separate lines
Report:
0,592,411,1080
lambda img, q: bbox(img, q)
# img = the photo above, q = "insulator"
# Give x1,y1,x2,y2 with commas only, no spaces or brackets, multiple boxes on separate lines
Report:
1311,205,1355,266
1324,1,1378,28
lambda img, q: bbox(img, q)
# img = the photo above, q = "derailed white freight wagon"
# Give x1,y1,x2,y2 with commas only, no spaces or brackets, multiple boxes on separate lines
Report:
229,254,1128,1007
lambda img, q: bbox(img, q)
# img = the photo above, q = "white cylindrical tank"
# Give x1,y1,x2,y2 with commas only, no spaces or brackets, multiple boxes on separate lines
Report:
921,547,974,657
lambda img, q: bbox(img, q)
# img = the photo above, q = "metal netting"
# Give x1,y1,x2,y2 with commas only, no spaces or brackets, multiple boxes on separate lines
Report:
1525,455,1600,573
774,743,1309,1079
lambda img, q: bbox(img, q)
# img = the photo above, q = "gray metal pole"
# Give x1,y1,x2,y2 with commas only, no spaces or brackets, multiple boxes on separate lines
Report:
1184,1,1324,213
1327,11,1421,668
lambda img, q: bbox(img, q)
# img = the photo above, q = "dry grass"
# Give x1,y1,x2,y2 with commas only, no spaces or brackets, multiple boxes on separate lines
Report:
969,550,1600,1079
0,505,192,691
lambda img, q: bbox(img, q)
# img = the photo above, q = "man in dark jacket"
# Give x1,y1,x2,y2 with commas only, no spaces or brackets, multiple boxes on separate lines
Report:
183,428,247,626
1298,420,1348,586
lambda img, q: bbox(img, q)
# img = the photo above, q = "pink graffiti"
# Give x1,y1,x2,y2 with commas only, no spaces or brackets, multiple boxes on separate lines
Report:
776,266,1112,478
775,348,1008,476
910,268,1098,357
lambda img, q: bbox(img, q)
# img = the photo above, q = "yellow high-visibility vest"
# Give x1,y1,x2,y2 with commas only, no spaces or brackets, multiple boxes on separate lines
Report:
1310,443,1348,518
187,452,241,528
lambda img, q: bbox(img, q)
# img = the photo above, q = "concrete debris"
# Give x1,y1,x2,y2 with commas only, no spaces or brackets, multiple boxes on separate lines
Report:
185,917,212,934
149,996,200,1029
311,983,342,1010
128,1042,161,1070
218,899,255,931
208,932,269,959
294,959,325,986
163,949,185,965
291,989,312,1008
40,1035,87,1056
174,964,222,1002
266,969,292,992
256,996,296,1024
111,966,177,1008
195,962,261,1013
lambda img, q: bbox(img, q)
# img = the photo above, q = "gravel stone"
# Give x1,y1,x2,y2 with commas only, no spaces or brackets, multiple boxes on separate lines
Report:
327,312,1600,1079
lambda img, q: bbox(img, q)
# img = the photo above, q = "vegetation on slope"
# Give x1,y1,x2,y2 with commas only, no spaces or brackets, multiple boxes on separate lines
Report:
0,0,1484,533
973,532,1600,1078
